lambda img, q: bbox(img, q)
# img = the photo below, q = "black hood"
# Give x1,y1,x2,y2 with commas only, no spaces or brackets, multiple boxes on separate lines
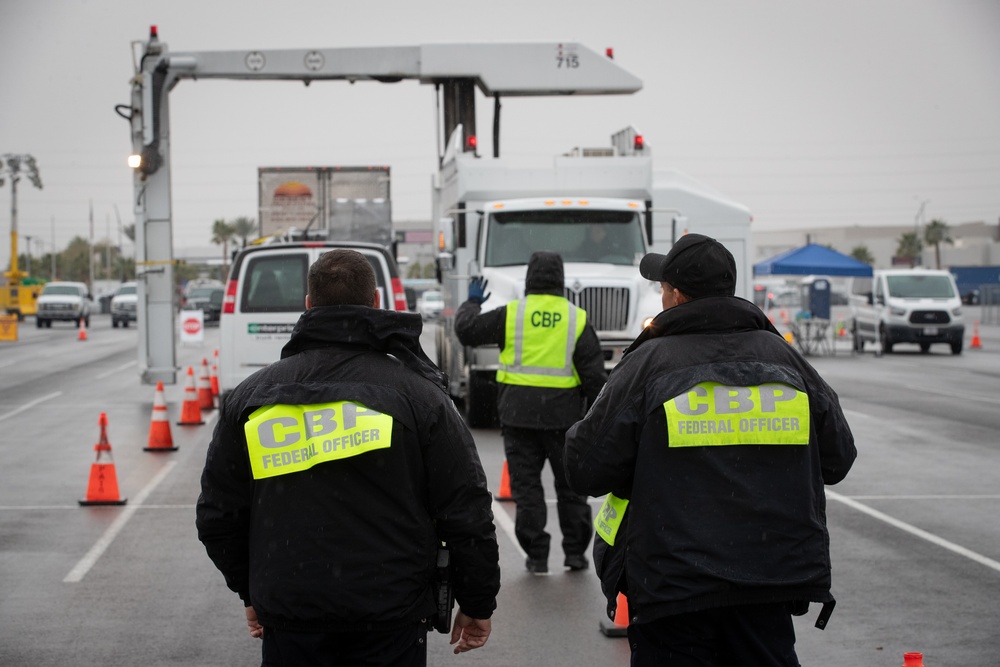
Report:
525,251,565,295
281,305,448,392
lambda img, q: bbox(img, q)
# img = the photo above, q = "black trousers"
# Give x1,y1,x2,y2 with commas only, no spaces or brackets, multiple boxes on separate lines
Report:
261,623,427,667
502,425,592,562
627,603,800,667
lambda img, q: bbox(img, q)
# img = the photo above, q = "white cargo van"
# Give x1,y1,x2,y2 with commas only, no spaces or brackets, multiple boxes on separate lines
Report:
218,241,409,402
849,269,965,354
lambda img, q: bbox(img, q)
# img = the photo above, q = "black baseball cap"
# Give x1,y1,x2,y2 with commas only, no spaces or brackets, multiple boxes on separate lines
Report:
639,233,737,298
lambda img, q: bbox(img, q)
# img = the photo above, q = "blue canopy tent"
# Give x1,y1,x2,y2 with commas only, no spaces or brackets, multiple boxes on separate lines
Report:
754,243,873,277
754,244,872,356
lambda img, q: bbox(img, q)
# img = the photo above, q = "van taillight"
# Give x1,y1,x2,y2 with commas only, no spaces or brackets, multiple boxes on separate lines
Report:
223,279,238,314
391,277,407,311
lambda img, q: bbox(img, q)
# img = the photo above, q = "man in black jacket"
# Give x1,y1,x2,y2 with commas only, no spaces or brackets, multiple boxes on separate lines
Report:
456,251,606,574
564,234,856,666
196,249,500,666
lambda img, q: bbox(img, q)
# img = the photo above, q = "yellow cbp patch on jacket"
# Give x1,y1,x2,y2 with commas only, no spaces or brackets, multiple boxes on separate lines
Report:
595,494,629,546
663,382,810,448
245,401,393,479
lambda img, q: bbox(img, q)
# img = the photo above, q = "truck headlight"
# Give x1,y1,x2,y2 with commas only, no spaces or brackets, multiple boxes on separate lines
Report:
642,316,655,329
951,307,963,316
889,306,906,317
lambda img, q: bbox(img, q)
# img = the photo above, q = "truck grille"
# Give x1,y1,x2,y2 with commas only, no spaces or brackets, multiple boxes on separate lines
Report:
909,310,950,325
565,287,630,331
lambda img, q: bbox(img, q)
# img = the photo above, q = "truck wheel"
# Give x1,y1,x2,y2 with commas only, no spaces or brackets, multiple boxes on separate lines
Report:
112,319,119,329
951,341,963,355
85,315,91,328
36,317,43,329
465,370,499,429
919,343,930,353
123,320,129,328
852,324,864,353
880,327,894,354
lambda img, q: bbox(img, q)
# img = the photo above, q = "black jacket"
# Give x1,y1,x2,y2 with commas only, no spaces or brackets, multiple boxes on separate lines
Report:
564,296,856,623
455,296,607,430
196,306,500,632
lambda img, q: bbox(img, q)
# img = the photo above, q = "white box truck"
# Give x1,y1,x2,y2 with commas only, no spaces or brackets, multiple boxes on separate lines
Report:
433,126,752,426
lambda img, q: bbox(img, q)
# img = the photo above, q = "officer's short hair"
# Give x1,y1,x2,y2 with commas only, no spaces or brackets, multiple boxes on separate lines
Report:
308,249,377,307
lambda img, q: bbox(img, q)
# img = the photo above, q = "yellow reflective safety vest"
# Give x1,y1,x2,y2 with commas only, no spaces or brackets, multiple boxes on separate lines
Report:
244,400,393,480
497,294,586,389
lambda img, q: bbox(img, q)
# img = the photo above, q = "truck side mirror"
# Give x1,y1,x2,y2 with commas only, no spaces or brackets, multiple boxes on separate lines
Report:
437,252,455,273
866,292,873,305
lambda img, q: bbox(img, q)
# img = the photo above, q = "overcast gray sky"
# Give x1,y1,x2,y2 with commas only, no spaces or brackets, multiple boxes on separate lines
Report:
1,0,998,261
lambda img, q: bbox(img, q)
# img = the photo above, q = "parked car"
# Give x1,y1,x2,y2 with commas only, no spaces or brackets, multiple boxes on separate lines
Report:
111,282,138,328
183,286,225,325
218,240,408,403
416,289,444,320
35,281,92,328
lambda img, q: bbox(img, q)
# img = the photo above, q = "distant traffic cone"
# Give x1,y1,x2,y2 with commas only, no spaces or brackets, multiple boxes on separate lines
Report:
79,413,127,506
145,381,178,452
77,318,88,341
971,321,982,349
497,460,513,501
902,652,924,667
177,366,205,425
599,593,630,637
210,349,220,398
780,309,788,324
837,318,846,337
197,358,215,411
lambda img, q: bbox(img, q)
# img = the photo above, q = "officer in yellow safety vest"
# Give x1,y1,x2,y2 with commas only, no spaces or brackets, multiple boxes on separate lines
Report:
456,251,606,574
564,234,856,666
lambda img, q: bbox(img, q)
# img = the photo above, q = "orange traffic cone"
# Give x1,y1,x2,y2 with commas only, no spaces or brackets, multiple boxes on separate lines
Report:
599,593,630,637
497,460,513,501
837,318,846,337
79,413,127,506
197,358,215,411
210,349,220,398
902,652,924,667
971,321,982,349
177,366,205,426
77,318,88,341
145,381,178,452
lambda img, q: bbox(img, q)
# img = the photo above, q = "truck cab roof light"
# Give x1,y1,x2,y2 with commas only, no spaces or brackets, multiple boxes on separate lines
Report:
466,135,478,150
634,134,644,150
606,48,614,59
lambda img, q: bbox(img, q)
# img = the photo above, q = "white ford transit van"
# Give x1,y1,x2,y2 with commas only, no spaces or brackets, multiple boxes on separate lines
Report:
849,269,964,354
218,241,409,402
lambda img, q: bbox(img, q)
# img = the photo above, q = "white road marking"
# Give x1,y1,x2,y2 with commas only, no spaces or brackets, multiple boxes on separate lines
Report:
492,499,526,560
95,360,137,380
0,391,62,422
63,461,177,583
827,489,1000,574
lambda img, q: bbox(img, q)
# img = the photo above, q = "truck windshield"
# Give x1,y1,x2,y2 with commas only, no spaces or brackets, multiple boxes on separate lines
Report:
484,210,644,267
886,275,956,298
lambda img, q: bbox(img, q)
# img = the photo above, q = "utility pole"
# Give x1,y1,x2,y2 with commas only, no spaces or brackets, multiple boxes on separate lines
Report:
50,216,57,279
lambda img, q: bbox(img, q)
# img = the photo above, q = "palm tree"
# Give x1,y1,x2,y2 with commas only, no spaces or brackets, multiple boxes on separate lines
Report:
211,218,237,278
231,216,257,248
923,218,953,269
896,232,923,268
850,245,875,265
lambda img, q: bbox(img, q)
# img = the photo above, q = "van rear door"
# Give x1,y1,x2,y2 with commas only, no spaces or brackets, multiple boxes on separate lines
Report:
225,248,310,386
